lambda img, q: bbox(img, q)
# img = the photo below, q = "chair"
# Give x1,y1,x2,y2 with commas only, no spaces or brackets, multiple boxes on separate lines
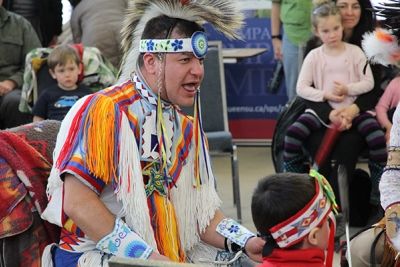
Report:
0,120,61,266
182,41,241,221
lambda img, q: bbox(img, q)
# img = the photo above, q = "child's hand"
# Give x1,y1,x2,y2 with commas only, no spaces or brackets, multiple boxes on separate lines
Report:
333,81,348,96
324,91,345,102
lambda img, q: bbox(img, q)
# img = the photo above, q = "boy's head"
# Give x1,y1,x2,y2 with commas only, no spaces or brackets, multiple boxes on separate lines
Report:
48,45,82,90
251,172,336,257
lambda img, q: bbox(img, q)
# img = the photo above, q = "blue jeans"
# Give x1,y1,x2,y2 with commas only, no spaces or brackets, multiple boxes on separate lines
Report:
282,34,304,102
53,246,83,267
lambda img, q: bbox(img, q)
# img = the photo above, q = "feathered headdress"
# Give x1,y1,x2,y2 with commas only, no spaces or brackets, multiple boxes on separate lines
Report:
118,0,244,81
362,0,400,66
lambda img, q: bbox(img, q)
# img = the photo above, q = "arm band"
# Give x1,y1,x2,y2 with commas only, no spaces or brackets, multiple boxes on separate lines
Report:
96,217,153,259
216,218,255,248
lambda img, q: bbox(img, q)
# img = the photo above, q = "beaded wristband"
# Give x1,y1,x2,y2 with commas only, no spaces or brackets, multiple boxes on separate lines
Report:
216,218,255,248
96,217,153,259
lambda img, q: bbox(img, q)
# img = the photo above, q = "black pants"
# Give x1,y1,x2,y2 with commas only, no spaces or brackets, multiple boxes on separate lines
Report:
306,127,366,202
0,89,32,130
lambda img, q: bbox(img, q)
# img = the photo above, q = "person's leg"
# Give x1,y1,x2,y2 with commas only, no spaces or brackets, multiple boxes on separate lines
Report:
283,112,322,172
350,227,384,266
0,89,32,130
282,34,301,102
353,112,387,206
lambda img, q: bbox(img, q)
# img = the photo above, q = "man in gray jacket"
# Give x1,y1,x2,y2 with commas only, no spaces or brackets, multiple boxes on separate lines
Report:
0,0,41,129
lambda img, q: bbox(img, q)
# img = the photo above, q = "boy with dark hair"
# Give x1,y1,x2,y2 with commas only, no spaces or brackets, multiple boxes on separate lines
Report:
32,44,91,121
251,171,338,267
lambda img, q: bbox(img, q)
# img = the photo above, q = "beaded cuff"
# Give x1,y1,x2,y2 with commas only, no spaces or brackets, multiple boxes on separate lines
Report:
96,217,153,259
216,218,255,248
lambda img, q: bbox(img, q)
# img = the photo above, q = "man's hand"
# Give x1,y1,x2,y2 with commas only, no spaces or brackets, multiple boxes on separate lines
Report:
148,252,171,261
339,104,359,123
329,109,351,131
244,236,265,263
0,80,16,96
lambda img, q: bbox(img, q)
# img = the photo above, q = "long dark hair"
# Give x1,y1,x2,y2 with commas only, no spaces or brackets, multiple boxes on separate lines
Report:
347,0,376,47
305,0,376,55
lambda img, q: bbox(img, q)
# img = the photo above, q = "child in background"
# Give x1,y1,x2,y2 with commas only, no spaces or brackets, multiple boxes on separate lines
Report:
251,171,337,267
375,76,400,142
283,0,386,208
32,44,92,122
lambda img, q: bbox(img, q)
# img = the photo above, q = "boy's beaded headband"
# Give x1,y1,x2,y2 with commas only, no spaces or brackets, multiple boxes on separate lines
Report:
265,170,338,267
139,31,208,58
269,170,338,248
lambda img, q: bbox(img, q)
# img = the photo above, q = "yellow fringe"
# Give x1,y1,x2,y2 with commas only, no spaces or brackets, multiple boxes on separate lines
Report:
84,95,117,184
375,218,399,267
152,192,185,262
192,96,200,188
156,94,171,176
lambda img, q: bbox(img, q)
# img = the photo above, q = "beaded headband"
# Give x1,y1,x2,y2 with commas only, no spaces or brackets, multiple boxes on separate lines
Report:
269,169,338,248
139,31,208,58
118,0,243,82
